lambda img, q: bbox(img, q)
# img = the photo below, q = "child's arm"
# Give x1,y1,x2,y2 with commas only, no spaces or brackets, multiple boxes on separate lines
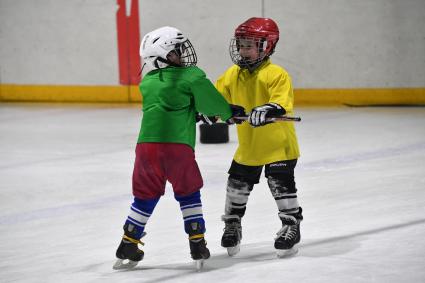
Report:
191,77,233,121
248,69,294,127
268,71,294,113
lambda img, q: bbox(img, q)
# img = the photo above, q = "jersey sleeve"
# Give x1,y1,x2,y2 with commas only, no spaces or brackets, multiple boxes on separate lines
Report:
215,71,232,103
189,69,232,121
268,69,294,113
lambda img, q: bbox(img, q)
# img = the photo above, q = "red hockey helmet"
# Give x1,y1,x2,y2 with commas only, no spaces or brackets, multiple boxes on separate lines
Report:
235,17,279,55
230,17,280,70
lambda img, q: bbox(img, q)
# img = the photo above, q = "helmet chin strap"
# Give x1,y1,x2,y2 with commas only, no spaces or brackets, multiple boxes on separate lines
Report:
155,57,167,68
156,47,185,69
155,57,182,68
240,56,268,72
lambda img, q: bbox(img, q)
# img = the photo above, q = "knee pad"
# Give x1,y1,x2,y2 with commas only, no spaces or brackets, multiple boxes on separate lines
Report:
226,177,253,200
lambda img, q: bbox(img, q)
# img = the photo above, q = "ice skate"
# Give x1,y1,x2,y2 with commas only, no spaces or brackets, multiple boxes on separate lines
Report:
187,221,210,271
274,210,302,258
221,215,242,256
113,223,146,270
189,235,210,271
274,222,300,257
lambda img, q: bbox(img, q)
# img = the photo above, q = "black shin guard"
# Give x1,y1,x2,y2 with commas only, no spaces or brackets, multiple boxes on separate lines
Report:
224,177,254,218
267,175,300,216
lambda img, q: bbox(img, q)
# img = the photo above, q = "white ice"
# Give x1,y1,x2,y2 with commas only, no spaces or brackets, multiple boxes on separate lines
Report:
0,103,424,283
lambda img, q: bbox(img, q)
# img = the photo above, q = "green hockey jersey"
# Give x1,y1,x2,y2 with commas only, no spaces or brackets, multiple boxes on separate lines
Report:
138,66,232,149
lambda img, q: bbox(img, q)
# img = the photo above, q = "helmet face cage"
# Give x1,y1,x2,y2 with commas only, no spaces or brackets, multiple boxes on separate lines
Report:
173,39,197,67
229,36,268,69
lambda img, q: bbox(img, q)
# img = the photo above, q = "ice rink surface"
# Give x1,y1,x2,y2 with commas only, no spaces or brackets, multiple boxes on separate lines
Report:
0,103,424,283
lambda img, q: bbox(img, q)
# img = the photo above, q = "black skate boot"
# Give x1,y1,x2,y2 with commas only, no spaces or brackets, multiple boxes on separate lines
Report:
187,222,210,270
113,223,146,270
274,208,303,258
221,215,242,256
189,236,210,260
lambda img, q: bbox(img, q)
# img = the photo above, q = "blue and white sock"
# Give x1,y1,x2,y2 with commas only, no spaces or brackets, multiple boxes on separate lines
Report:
175,191,206,235
124,197,158,239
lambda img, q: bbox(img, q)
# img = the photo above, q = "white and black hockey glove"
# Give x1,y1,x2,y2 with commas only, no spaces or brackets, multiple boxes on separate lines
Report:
248,103,286,127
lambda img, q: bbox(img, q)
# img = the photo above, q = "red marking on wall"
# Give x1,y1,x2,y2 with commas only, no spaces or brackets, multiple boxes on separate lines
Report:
116,0,141,85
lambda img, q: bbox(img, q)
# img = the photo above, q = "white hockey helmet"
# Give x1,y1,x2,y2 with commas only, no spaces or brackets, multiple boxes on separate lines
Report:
140,26,197,74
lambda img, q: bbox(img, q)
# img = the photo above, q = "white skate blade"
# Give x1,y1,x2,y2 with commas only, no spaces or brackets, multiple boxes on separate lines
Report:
276,247,298,258
195,259,205,271
112,258,139,270
226,244,240,256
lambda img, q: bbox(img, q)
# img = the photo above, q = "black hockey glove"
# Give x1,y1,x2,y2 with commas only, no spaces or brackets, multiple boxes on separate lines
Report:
226,104,246,125
248,103,286,127
196,113,218,125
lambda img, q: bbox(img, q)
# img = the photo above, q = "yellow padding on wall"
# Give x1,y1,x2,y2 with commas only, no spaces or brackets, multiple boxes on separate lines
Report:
295,88,425,106
1,84,424,105
0,84,141,103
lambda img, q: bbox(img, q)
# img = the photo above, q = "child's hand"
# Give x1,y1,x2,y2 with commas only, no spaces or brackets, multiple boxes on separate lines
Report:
248,103,285,127
226,104,246,125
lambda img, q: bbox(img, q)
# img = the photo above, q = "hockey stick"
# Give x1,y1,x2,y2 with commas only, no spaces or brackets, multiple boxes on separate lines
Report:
234,115,302,122
200,114,214,125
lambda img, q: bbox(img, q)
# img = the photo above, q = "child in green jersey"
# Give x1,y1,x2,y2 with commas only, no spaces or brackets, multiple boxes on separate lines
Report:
113,26,244,270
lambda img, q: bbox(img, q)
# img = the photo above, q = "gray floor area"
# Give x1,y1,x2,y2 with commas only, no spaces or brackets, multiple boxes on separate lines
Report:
0,103,424,283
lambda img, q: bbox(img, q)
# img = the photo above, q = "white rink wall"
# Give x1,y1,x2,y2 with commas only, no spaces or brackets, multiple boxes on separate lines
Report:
0,0,118,85
0,0,424,87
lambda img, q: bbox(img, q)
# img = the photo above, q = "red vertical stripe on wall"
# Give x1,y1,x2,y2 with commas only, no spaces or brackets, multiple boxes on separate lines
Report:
128,0,141,84
116,0,128,85
116,0,141,85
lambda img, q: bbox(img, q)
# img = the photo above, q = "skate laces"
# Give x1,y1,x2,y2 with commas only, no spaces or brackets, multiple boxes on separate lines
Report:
189,233,205,241
223,222,240,236
276,224,298,240
123,234,145,246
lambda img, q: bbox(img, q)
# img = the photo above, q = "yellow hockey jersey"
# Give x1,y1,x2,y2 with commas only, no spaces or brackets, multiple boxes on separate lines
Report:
216,59,300,166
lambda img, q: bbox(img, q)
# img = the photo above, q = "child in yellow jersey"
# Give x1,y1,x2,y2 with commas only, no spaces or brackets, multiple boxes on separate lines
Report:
215,17,303,258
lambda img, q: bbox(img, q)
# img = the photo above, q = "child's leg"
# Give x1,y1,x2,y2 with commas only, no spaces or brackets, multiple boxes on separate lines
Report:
114,197,159,270
175,191,210,260
123,197,159,239
265,160,302,218
175,191,205,236
163,143,209,260
224,160,261,218
224,176,254,218
220,176,253,250
221,161,261,251
224,160,263,218
265,159,303,255
121,142,165,245
121,142,165,243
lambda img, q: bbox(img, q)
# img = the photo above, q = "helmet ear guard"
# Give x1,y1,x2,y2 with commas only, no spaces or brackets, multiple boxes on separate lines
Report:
259,39,267,53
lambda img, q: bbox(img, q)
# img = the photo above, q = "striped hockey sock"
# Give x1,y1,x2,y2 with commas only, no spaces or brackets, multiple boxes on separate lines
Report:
175,191,205,235
124,197,159,239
